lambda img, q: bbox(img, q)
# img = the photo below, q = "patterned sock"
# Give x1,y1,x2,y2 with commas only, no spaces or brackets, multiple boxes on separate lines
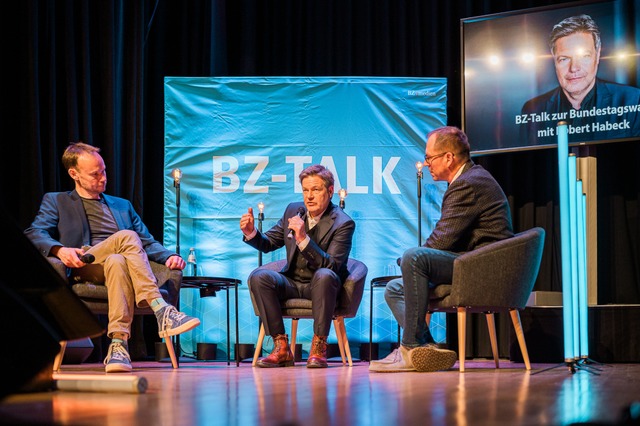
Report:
149,298,169,312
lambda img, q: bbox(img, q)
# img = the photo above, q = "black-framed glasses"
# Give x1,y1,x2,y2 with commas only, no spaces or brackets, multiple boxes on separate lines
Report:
424,152,449,166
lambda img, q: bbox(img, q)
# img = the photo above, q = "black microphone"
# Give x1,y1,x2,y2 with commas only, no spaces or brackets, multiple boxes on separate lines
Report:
80,253,95,264
396,257,402,267
287,207,306,239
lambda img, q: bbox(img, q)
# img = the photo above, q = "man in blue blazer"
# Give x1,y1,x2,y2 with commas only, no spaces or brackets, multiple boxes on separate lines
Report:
520,14,640,146
370,126,514,373
240,164,355,368
25,142,200,373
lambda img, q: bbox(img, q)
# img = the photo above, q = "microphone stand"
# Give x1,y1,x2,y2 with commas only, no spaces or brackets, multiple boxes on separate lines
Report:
257,202,264,267
416,162,423,246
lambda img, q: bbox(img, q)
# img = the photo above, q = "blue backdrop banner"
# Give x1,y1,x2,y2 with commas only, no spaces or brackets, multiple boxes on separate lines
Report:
164,76,447,359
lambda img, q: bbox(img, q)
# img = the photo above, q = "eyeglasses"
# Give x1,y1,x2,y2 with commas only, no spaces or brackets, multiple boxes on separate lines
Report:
424,152,449,166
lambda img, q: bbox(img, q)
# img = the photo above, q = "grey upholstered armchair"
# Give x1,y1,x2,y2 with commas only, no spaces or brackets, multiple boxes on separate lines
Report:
426,227,546,372
249,258,368,366
47,257,182,368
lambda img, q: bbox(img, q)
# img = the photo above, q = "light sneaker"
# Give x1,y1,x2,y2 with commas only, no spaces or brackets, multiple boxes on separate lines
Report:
409,345,457,372
156,305,201,338
104,341,132,373
371,348,400,364
369,345,416,373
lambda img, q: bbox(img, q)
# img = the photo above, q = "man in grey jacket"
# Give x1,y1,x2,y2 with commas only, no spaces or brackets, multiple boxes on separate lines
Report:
370,126,513,373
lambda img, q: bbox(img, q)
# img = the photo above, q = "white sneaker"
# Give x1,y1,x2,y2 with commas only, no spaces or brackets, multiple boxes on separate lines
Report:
369,346,415,373
370,348,400,364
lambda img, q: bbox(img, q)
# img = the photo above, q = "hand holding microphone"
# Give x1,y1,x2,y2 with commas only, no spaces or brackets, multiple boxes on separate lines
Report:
287,207,307,239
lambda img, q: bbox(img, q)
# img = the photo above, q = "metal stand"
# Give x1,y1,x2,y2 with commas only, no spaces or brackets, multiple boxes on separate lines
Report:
531,357,606,376
181,276,241,366
416,163,423,246
171,169,182,366
257,208,264,267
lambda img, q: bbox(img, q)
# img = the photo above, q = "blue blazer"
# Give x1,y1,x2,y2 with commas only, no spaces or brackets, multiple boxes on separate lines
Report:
24,190,175,264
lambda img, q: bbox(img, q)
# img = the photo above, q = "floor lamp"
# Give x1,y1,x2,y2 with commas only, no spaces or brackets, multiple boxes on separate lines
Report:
535,121,598,376
171,168,183,365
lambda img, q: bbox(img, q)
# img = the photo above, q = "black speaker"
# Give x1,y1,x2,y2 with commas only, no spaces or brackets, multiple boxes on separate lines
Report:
0,207,103,399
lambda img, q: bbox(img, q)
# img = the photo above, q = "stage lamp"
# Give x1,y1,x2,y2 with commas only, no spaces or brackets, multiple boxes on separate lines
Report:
172,168,182,188
338,188,347,209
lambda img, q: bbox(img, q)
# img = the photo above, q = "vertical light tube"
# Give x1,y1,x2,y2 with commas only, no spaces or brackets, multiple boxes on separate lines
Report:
556,122,575,362
568,154,579,361
577,185,589,358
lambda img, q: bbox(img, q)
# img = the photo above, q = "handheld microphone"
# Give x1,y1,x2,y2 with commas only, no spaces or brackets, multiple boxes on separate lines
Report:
287,207,306,239
80,253,95,264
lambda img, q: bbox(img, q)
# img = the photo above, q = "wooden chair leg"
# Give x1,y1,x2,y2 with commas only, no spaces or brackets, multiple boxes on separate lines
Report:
485,312,500,368
334,317,353,366
457,307,467,372
252,324,266,367
164,336,178,369
510,309,531,370
290,319,299,360
53,341,67,372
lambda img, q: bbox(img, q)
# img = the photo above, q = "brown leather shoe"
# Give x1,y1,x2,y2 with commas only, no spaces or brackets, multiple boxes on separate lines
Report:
307,334,328,368
256,334,295,368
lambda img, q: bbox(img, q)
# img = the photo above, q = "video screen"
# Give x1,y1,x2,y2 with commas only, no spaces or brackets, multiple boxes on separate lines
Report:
461,0,640,154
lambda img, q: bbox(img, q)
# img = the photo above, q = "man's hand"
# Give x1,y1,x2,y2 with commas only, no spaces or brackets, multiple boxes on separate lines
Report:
240,207,256,235
53,246,90,268
166,255,186,270
288,214,307,243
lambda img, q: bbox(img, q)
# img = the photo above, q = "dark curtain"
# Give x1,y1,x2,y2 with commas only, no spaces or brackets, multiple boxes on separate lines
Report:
4,0,639,355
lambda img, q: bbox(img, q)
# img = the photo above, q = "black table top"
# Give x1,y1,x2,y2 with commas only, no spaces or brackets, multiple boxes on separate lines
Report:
370,275,401,287
181,276,242,288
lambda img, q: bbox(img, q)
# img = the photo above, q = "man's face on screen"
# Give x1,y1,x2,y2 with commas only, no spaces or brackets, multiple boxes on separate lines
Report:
553,31,601,108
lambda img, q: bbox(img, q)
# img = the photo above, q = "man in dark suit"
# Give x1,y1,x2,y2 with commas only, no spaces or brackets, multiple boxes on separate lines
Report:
520,14,640,146
240,164,355,368
24,142,200,373
369,126,513,373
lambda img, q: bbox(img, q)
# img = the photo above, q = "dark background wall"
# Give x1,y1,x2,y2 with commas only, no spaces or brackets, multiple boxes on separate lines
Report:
2,0,638,304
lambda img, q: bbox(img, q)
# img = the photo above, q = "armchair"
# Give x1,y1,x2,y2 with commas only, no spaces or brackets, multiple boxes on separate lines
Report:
426,227,545,372
249,258,368,366
47,257,182,369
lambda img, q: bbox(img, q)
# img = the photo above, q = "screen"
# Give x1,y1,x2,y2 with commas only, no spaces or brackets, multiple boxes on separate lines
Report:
461,0,640,154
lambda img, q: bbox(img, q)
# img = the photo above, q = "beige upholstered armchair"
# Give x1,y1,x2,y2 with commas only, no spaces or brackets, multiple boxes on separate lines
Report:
47,257,182,369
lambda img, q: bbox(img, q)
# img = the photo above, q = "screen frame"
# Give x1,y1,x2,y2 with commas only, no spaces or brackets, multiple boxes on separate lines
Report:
461,0,640,155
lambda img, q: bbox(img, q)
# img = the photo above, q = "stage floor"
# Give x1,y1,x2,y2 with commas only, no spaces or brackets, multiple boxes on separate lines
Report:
1,359,639,425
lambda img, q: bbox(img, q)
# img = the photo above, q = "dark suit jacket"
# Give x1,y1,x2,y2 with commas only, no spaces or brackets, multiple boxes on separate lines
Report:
520,78,640,145
426,161,513,253
24,190,175,264
243,201,355,282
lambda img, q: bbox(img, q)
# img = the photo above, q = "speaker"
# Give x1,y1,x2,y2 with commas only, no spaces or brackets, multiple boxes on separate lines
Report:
0,207,103,399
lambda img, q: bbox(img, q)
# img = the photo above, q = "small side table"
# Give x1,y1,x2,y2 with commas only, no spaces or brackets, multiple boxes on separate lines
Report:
369,275,402,362
181,276,242,366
